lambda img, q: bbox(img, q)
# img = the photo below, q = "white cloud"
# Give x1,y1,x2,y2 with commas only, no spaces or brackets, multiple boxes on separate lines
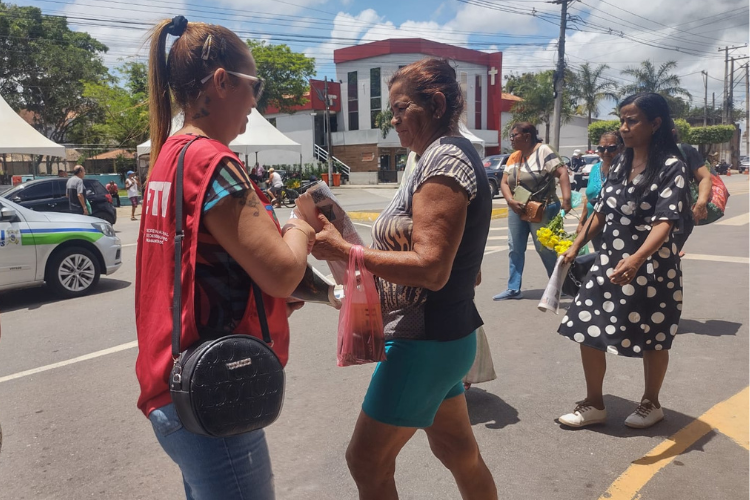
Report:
304,9,471,74
62,0,188,67
478,0,748,117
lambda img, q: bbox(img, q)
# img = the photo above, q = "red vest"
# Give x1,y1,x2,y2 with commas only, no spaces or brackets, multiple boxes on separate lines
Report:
135,135,290,417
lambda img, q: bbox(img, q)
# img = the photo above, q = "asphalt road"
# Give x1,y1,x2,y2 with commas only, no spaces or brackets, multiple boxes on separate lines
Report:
0,176,748,499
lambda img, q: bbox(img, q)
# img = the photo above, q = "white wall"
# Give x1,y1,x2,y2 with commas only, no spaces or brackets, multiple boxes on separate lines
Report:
258,112,316,167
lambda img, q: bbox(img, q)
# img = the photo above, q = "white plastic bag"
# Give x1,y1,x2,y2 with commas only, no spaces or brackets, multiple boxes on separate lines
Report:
463,326,497,385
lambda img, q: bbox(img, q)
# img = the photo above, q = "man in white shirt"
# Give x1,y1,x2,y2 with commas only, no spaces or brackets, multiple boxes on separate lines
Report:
268,168,283,208
125,170,140,221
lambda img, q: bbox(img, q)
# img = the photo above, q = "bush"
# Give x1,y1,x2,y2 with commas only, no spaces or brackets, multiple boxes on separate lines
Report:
687,125,735,145
673,119,691,143
588,120,620,145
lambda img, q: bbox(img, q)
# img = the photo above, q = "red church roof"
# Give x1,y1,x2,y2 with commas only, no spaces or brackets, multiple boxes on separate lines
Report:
334,38,499,67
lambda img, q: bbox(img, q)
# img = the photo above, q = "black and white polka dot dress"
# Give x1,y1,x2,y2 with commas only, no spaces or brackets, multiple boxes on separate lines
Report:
558,156,688,357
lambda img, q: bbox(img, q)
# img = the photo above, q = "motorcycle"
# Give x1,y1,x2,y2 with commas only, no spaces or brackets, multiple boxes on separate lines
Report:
715,160,730,175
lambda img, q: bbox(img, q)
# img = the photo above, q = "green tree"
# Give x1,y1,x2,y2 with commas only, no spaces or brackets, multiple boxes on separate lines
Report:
619,60,692,115
374,109,394,139
570,63,618,149
0,1,109,146
81,62,149,148
507,70,574,143
82,76,149,148
247,40,316,114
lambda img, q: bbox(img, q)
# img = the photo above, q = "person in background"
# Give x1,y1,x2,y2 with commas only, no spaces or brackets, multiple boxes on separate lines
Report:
576,131,624,249
571,149,585,172
66,165,88,216
312,57,497,500
125,170,140,221
107,180,121,207
58,169,68,178
267,167,283,208
257,163,265,184
136,16,314,500
250,163,260,184
557,92,692,430
493,122,572,301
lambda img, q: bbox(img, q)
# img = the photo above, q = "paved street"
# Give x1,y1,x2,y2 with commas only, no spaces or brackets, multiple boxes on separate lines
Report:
0,176,748,499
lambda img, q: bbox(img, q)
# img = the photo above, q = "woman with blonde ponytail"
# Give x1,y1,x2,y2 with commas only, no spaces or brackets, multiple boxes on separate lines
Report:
135,16,314,499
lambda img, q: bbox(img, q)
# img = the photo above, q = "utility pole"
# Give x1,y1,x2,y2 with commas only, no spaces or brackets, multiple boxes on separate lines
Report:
729,57,735,121
718,44,746,161
324,77,333,182
720,46,730,124
712,92,715,125
550,0,572,152
701,71,708,126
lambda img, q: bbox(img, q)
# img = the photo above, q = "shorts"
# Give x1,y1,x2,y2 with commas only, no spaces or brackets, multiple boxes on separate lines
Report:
270,186,282,196
130,196,139,207
362,331,477,428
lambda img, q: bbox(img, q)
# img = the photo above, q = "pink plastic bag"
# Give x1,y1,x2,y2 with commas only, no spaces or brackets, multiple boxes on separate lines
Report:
337,245,386,367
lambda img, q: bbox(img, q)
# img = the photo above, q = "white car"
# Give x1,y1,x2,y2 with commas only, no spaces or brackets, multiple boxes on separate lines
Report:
0,197,122,298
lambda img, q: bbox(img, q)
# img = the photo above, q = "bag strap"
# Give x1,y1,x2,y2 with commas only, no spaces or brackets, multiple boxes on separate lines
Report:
252,282,273,346
172,138,200,360
581,206,596,244
171,138,273,362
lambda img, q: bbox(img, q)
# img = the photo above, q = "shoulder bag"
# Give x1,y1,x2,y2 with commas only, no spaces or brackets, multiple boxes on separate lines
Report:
516,148,552,223
169,139,285,438
561,212,599,297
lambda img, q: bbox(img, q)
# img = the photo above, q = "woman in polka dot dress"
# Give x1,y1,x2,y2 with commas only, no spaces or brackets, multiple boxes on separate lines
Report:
557,93,693,430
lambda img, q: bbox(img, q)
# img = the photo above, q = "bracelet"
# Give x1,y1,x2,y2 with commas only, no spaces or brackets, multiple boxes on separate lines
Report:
282,225,314,254
282,225,308,238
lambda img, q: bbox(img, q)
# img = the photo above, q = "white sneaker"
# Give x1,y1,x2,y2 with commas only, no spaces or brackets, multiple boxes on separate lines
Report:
625,399,664,428
559,401,607,428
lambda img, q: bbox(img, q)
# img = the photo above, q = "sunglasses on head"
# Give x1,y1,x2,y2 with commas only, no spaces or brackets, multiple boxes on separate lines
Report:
200,70,264,100
597,145,618,153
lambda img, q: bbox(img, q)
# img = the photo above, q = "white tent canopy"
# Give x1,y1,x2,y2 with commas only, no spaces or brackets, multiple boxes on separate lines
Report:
0,94,66,157
136,114,184,157
136,111,301,158
458,122,485,158
230,111,300,155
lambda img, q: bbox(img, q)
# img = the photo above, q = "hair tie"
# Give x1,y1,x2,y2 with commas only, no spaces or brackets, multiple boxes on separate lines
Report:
166,15,188,37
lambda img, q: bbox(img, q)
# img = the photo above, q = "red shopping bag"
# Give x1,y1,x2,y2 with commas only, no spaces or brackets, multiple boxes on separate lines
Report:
337,245,386,367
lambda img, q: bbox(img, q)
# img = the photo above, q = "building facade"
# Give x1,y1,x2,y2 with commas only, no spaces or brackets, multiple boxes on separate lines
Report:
332,39,503,184
265,37,595,183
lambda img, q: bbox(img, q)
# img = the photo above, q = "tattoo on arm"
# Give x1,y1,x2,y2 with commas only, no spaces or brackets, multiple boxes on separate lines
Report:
230,189,261,216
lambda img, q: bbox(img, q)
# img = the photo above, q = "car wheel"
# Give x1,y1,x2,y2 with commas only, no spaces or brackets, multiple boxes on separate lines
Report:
47,246,101,298
488,179,499,198
92,210,115,225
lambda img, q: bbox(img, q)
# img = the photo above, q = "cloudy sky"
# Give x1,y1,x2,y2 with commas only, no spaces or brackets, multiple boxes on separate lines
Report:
16,0,750,118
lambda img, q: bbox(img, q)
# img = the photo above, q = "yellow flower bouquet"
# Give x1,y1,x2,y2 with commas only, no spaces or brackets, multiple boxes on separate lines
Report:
536,213,576,256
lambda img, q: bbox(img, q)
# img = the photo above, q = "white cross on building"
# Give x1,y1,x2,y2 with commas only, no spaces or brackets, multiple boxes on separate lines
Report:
488,67,498,86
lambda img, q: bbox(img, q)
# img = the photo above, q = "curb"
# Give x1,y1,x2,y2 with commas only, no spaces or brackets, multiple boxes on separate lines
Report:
347,207,508,223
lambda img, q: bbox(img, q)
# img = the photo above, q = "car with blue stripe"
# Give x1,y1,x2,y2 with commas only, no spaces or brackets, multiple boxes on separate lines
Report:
0,197,122,298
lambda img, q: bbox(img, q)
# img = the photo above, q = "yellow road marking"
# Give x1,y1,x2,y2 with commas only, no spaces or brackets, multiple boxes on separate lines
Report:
600,387,749,500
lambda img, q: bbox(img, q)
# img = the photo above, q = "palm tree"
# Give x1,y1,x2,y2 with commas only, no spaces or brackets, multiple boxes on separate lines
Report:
619,60,692,101
571,63,618,149
509,70,573,143
374,109,394,139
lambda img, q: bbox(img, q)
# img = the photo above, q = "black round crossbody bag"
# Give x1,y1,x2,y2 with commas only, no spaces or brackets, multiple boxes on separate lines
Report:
169,139,285,438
